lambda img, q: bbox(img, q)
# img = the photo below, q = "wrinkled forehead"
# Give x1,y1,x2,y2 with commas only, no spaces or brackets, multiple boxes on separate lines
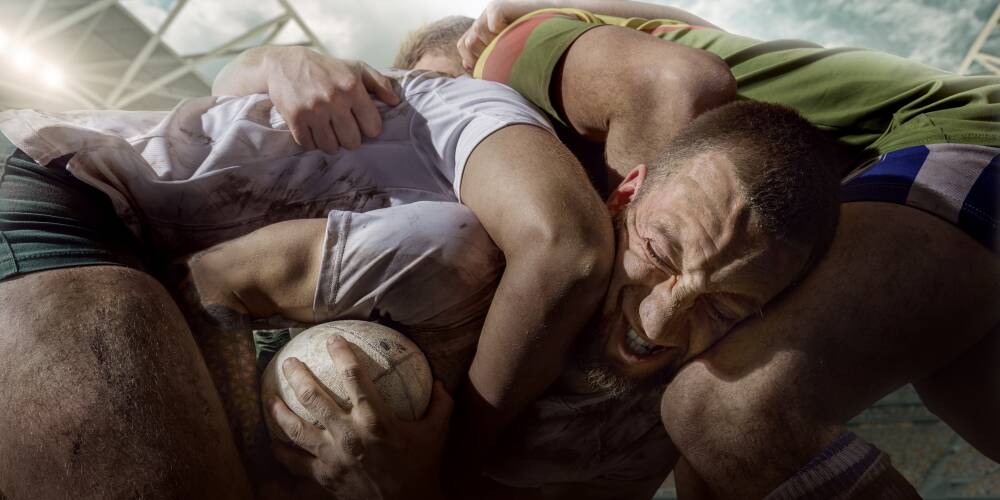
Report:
636,162,809,300
637,153,751,255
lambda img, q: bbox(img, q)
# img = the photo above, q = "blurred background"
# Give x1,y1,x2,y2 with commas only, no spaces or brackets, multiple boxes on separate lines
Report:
0,0,998,497
0,0,997,111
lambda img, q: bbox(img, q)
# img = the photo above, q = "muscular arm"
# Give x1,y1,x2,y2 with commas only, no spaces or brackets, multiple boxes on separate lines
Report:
456,124,614,468
553,25,735,177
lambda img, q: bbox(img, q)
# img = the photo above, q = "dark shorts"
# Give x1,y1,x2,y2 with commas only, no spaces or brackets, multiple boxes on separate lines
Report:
0,132,145,282
840,143,1000,253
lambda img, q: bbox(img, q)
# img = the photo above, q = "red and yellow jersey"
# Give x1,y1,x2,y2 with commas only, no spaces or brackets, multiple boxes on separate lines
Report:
475,8,1000,159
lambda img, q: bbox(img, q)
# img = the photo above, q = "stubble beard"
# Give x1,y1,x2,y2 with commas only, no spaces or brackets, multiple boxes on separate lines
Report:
568,208,673,400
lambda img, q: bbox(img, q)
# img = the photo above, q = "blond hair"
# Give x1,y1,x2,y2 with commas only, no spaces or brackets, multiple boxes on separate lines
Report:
394,16,474,70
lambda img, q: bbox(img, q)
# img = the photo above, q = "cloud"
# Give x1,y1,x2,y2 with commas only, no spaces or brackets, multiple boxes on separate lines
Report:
291,0,490,66
667,0,994,72
120,0,995,75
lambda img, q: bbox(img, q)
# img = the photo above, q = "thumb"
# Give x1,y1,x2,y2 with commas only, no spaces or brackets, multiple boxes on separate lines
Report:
362,66,400,106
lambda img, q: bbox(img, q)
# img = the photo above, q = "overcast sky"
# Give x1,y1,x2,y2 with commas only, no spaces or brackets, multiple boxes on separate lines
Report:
120,0,999,77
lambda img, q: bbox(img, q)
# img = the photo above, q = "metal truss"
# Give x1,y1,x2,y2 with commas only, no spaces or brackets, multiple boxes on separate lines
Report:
959,1,1000,75
1,0,328,111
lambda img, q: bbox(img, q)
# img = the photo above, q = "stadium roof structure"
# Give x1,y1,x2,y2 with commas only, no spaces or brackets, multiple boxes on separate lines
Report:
960,1,1000,75
0,0,327,111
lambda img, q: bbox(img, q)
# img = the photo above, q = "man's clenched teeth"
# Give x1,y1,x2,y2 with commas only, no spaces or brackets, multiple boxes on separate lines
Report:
625,329,666,357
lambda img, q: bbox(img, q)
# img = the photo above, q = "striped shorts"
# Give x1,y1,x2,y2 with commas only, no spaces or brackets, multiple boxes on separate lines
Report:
840,143,999,252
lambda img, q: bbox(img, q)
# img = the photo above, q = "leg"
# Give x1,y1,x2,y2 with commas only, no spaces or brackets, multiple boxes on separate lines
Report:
661,203,1000,498
914,324,1000,462
169,219,328,493
0,266,252,499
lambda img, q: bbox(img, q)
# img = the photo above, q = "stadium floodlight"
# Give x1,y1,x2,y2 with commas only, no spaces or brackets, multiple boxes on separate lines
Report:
42,63,64,88
12,45,36,72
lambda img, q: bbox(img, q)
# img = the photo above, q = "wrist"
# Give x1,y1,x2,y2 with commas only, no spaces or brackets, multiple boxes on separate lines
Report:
261,46,299,91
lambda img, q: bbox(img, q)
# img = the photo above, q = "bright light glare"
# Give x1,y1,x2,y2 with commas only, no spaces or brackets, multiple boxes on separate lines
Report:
42,64,64,88
0,29,8,50
12,46,35,71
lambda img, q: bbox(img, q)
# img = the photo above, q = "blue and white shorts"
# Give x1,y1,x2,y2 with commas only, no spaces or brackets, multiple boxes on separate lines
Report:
840,144,999,252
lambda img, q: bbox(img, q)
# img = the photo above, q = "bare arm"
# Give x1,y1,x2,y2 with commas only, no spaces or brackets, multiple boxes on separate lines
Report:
555,25,735,176
456,124,614,469
459,0,721,68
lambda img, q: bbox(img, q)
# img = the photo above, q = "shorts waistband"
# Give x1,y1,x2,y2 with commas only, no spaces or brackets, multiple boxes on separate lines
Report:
840,143,1000,252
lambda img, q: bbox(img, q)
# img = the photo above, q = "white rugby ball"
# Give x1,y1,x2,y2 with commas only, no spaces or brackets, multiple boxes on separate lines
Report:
261,320,433,442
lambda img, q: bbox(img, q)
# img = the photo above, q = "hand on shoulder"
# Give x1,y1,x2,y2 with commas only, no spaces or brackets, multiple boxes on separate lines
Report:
266,47,401,154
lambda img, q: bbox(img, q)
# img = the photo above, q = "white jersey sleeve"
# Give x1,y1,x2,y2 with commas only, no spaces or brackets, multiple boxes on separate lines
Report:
397,71,555,201
313,200,504,388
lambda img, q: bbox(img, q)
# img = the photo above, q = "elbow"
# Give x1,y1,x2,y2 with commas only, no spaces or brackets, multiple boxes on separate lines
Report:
685,51,737,115
515,216,615,297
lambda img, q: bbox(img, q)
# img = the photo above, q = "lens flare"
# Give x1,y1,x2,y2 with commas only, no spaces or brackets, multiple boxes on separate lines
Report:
42,64,64,88
12,46,35,71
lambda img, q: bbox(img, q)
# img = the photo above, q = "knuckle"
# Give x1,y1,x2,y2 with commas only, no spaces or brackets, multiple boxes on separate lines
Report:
297,385,320,407
325,89,344,102
340,78,361,94
305,98,325,112
341,365,362,382
286,420,307,442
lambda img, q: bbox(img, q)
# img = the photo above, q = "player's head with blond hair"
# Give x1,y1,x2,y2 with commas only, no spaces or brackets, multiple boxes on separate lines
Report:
394,16,474,76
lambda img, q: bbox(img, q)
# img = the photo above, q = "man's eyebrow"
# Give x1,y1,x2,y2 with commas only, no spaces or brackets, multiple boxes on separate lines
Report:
651,220,683,266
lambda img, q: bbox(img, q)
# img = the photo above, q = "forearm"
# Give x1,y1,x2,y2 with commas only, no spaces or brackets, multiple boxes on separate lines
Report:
212,45,281,96
461,243,609,439
455,124,614,467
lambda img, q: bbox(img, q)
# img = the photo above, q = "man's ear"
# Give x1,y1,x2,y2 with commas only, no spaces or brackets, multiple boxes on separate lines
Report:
607,164,648,214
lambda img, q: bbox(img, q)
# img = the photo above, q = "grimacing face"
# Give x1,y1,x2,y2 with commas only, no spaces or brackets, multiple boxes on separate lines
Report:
575,152,811,395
